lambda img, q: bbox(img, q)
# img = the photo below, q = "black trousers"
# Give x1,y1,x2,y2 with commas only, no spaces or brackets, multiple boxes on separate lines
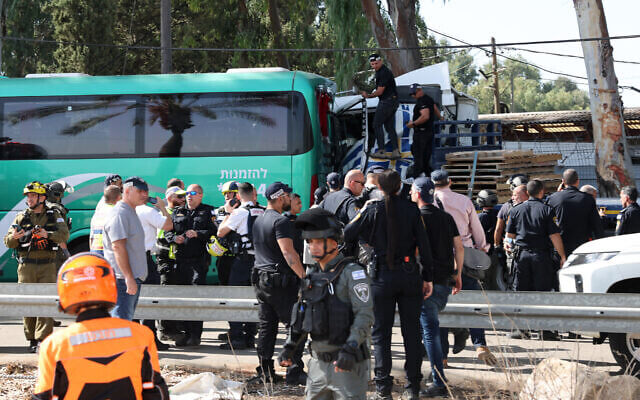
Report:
513,249,557,291
254,269,304,378
411,130,434,177
175,256,209,340
228,255,257,342
141,252,160,336
373,98,400,151
371,266,423,393
157,257,180,335
216,255,234,286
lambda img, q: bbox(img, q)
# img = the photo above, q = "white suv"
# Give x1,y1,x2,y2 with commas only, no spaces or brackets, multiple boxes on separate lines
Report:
559,233,640,374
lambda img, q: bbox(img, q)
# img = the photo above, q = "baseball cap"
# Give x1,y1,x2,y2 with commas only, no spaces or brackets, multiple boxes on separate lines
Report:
326,172,341,190
104,174,122,187
165,186,187,199
123,176,149,192
412,177,435,203
430,169,449,184
368,53,381,62
366,165,385,175
265,182,292,200
409,83,422,95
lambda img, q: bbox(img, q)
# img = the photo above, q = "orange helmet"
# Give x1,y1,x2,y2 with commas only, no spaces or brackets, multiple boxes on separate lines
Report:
57,252,117,314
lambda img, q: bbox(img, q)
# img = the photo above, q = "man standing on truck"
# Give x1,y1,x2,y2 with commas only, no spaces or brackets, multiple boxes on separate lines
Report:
361,53,401,160
406,84,441,177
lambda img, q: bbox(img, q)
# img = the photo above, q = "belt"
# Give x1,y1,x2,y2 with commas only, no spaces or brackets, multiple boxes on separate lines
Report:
520,247,551,253
19,258,55,265
312,349,339,363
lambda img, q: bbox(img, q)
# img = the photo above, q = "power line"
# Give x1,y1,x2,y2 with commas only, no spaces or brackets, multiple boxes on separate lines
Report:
504,46,640,65
1,32,640,53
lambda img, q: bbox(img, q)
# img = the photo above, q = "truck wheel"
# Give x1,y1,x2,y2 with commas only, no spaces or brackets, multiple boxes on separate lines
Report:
609,332,640,375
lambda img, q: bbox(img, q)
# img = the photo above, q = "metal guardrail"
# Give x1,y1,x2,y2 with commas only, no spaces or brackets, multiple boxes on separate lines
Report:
1,283,639,333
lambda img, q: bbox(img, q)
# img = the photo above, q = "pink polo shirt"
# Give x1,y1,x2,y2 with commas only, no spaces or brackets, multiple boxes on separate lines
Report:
434,187,489,251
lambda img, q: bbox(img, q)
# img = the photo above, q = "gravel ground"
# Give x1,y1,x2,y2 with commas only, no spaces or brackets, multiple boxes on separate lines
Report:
1,363,516,399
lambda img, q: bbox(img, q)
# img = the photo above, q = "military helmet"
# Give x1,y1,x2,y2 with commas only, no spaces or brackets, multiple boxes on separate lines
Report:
507,174,529,191
46,180,73,201
476,189,498,208
295,207,344,243
57,252,117,314
221,181,239,194
23,181,47,196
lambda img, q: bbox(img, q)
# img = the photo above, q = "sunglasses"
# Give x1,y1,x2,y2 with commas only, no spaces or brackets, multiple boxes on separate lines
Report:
186,191,201,196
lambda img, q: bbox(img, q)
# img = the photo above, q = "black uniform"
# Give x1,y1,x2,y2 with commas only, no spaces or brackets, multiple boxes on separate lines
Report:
320,188,359,225
345,197,433,395
252,209,304,382
373,65,400,152
420,205,458,285
478,208,498,247
283,212,304,258
165,203,216,343
411,94,436,177
505,198,560,291
616,202,640,235
546,186,604,255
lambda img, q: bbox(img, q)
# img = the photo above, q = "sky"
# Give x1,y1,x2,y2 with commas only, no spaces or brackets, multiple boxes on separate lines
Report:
419,0,640,106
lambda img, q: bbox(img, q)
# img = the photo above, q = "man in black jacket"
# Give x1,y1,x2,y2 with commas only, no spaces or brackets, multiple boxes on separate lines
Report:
616,186,640,235
165,183,216,347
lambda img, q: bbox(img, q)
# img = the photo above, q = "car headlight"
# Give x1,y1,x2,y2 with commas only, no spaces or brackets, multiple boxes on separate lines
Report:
565,252,619,267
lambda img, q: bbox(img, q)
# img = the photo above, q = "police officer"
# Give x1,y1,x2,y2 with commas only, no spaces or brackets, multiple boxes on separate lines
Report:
251,182,307,384
155,186,186,341
215,181,240,286
546,169,604,256
279,208,374,400
165,183,216,347
33,253,169,400
616,186,640,235
345,169,433,400
361,53,401,160
506,179,567,292
4,181,69,352
476,189,499,248
494,175,528,247
321,169,365,225
217,182,264,350
406,84,441,177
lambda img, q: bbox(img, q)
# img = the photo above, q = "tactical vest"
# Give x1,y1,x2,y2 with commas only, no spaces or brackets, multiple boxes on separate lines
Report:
291,257,355,345
321,189,352,224
226,204,265,256
18,207,60,253
156,207,176,260
47,201,72,230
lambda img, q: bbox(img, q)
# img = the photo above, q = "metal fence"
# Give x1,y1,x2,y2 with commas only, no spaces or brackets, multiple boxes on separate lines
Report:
1,283,639,334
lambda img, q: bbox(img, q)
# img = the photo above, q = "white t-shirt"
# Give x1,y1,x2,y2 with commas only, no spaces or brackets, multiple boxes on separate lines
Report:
222,201,254,235
136,205,167,251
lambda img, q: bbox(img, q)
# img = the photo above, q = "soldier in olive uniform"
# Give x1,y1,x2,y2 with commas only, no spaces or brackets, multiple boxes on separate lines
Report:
4,181,69,352
45,181,73,268
279,208,374,399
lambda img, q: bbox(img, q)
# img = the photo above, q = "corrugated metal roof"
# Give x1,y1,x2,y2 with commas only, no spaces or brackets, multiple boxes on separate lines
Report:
479,107,640,125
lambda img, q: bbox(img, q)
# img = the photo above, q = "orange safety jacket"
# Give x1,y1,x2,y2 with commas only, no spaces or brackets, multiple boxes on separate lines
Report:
33,308,169,400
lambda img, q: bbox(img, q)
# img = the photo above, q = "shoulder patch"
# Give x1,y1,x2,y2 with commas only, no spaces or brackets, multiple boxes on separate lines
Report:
353,282,370,303
351,269,366,280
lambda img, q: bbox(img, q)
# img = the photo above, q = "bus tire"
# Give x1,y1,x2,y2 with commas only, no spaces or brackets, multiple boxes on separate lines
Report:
609,332,640,375
68,237,90,256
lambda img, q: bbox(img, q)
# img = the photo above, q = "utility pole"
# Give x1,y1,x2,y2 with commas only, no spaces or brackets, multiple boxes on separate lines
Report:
574,0,634,196
160,0,172,74
491,37,500,114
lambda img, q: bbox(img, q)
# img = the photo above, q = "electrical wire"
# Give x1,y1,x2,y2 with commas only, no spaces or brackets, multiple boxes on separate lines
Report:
504,46,640,65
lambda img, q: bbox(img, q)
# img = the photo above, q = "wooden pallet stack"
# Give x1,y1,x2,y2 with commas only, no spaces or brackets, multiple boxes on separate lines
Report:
443,150,562,202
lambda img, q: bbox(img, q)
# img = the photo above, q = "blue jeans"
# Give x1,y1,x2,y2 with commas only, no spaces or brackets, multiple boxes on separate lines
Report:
420,284,451,387
111,278,142,321
440,274,487,358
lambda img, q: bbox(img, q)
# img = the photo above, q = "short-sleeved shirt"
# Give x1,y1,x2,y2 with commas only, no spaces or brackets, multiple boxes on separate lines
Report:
103,201,147,281
506,198,560,250
136,205,167,251
413,94,435,134
420,205,460,285
497,200,514,221
253,208,294,270
375,65,397,101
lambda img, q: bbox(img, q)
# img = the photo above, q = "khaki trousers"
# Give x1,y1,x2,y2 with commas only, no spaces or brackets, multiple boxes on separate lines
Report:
17,262,57,341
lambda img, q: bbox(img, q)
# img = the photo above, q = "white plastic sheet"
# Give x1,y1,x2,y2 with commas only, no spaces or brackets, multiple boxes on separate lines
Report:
169,372,246,400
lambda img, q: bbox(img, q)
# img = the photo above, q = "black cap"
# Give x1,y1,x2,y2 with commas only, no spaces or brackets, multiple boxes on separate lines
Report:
368,53,381,62
295,207,344,241
265,181,292,200
409,83,422,95
430,169,449,183
326,172,341,190
412,177,435,203
123,176,149,192
104,174,122,187
314,186,328,204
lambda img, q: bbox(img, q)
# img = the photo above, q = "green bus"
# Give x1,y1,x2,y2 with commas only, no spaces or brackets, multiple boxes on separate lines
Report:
0,70,334,282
